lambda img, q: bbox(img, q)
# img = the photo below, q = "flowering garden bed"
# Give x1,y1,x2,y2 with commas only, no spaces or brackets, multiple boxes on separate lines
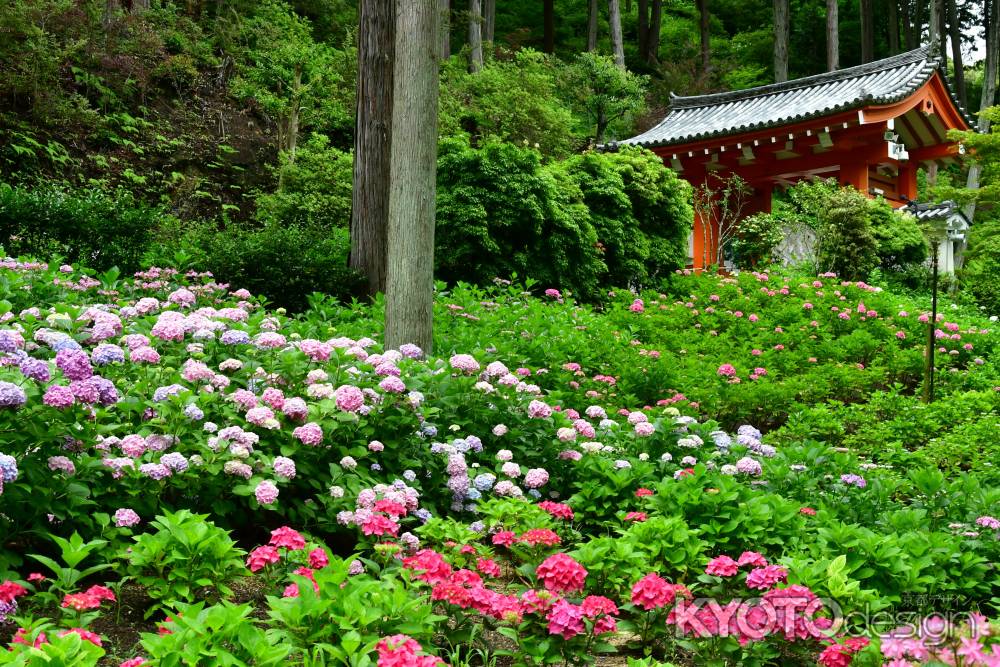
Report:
0,258,998,666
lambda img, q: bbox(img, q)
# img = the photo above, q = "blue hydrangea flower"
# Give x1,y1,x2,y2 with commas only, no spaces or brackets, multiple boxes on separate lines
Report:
0,454,20,482
473,473,496,491
220,329,250,345
468,521,485,533
91,344,125,365
184,403,205,421
152,384,186,402
51,337,82,352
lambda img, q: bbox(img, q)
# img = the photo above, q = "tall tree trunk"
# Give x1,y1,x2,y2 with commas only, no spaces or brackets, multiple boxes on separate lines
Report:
947,0,966,106
587,0,599,51
439,0,450,60
483,0,495,42
773,0,790,81
468,0,483,72
386,0,439,353
103,0,120,25
913,0,926,49
351,0,395,297
645,0,662,63
543,0,555,53
697,0,710,72
608,0,625,67
964,0,998,221
637,0,648,56
902,0,914,49
826,0,839,70
286,63,302,162
860,0,875,62
888,0,900,53
928,0,942,58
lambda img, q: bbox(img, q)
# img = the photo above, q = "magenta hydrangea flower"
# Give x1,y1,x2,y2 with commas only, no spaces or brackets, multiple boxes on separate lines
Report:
55,349,93,381
43,385,75,409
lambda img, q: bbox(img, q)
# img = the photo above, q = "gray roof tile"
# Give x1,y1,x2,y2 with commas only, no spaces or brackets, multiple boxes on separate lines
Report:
617,47,971,149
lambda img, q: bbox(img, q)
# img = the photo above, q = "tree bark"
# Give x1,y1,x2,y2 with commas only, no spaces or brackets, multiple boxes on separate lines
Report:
773,0,789,82
645,0,662,64
439,0,450,60
350,0,395,297
964,0,998,221
608,0,625,67
468,0,483,72
913,0,925,50
902,0,914,50
543,0,555,53
386,0,439,353
826,0,839,70
928,0,943,58
860,0,875,63
637,0,648,55
483,0,495,42
286,63,302,161
587,0,599,51
888,0,899,53
697,0,711,73
103,0,120,25
947,0,966,107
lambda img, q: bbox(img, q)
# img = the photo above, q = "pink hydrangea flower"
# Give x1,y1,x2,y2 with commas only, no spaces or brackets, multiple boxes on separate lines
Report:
536,553,587,594
255,480,279,505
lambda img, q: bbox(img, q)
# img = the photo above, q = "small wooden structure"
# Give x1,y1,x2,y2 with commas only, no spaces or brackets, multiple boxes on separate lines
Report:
614,46,972,270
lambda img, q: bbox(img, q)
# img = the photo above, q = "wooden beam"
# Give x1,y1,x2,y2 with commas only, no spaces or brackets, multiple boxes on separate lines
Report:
908,143,961,162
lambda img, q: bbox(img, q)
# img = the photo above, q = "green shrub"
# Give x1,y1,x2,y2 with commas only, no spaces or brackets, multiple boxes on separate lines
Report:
0,182,160,271
439,49,578,157
870,201,928,270
814,187,879,280
123,510,247,611
144,219,365,311
255,132,353,229
732,212,785,267
962,231,1000,316
435,138,606,299
565,147,692,287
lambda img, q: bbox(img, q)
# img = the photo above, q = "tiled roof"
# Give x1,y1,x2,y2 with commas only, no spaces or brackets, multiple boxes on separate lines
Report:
903,200,966,222
617,46,971,149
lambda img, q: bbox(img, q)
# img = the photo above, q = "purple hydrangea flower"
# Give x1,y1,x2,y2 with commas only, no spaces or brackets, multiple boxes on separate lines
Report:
160,452,189,472
19,357,50,382
0,381,27,409
840,474,867,488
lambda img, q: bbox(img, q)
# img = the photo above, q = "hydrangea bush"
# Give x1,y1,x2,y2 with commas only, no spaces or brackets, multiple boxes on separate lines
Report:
0,258,998,666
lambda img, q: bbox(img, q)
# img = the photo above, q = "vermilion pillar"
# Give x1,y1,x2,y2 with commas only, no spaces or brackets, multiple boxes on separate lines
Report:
838,160,870,193
897,161,917,202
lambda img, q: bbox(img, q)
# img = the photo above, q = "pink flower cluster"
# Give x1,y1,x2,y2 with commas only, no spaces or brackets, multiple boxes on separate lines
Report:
375,634,446,667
